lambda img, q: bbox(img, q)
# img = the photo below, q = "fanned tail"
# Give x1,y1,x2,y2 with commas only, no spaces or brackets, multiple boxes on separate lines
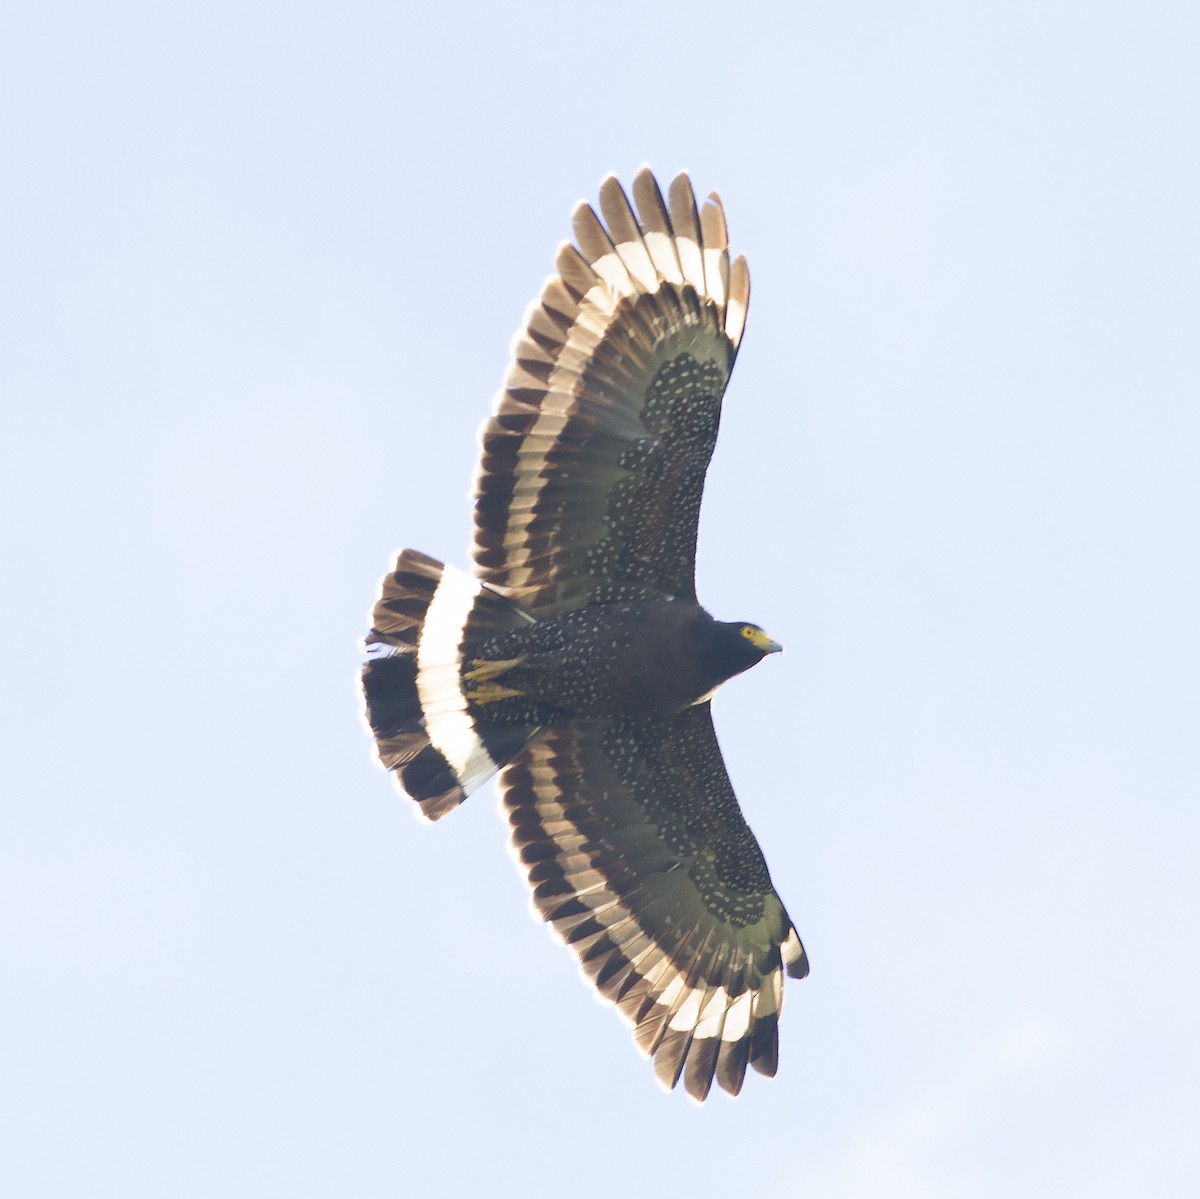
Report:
361,549,541,821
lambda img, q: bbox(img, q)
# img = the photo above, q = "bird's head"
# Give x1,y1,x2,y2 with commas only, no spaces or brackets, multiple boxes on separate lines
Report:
736,623,783,657
710,620,783,678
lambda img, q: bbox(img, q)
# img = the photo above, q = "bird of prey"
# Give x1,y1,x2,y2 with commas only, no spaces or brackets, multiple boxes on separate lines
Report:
361,168,807,1101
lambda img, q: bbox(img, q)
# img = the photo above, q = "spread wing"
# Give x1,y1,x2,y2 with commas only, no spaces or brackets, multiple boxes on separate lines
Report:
501,704,807,1102
472,168,749,616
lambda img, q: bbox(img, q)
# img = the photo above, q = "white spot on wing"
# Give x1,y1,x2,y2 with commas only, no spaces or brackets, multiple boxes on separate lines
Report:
642,230,683,284
693,988,729,1040
725,296,747,347
614,240,659,292
675,236,704,293
590,252,638,298
782,928,805,970
702,247,726,309
666,987,704,1032
723,988,753,1042
658,974,687,1010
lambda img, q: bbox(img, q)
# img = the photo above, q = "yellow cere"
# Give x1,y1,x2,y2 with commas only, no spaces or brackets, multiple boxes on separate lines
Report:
742,625,783,654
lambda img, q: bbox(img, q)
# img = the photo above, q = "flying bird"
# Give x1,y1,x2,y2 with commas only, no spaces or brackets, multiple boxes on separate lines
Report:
361,168,808,1101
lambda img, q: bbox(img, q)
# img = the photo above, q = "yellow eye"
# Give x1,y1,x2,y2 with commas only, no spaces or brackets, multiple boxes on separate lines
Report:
742,626,755,639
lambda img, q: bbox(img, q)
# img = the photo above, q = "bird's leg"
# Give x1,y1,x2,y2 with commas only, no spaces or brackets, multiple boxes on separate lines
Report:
463,656,526,705
463,656,524,682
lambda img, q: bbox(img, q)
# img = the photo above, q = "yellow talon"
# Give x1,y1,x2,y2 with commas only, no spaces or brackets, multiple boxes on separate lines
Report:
466,681,524,706
463,656,525,683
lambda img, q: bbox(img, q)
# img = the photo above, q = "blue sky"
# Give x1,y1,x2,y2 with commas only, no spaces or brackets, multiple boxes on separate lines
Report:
3,3,1198,1195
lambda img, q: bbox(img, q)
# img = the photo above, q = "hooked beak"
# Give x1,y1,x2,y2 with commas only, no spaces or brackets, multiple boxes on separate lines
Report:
746,626,783,655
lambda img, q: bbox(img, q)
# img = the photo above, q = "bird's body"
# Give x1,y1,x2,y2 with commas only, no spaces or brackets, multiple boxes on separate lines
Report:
464,600,777,722
361,169,808,1101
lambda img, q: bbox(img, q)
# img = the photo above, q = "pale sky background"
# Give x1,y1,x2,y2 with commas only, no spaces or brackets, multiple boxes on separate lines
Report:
3,3,1198,1196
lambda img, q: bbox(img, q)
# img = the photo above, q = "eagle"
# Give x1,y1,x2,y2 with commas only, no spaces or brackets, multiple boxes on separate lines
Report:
361,168,808,1101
